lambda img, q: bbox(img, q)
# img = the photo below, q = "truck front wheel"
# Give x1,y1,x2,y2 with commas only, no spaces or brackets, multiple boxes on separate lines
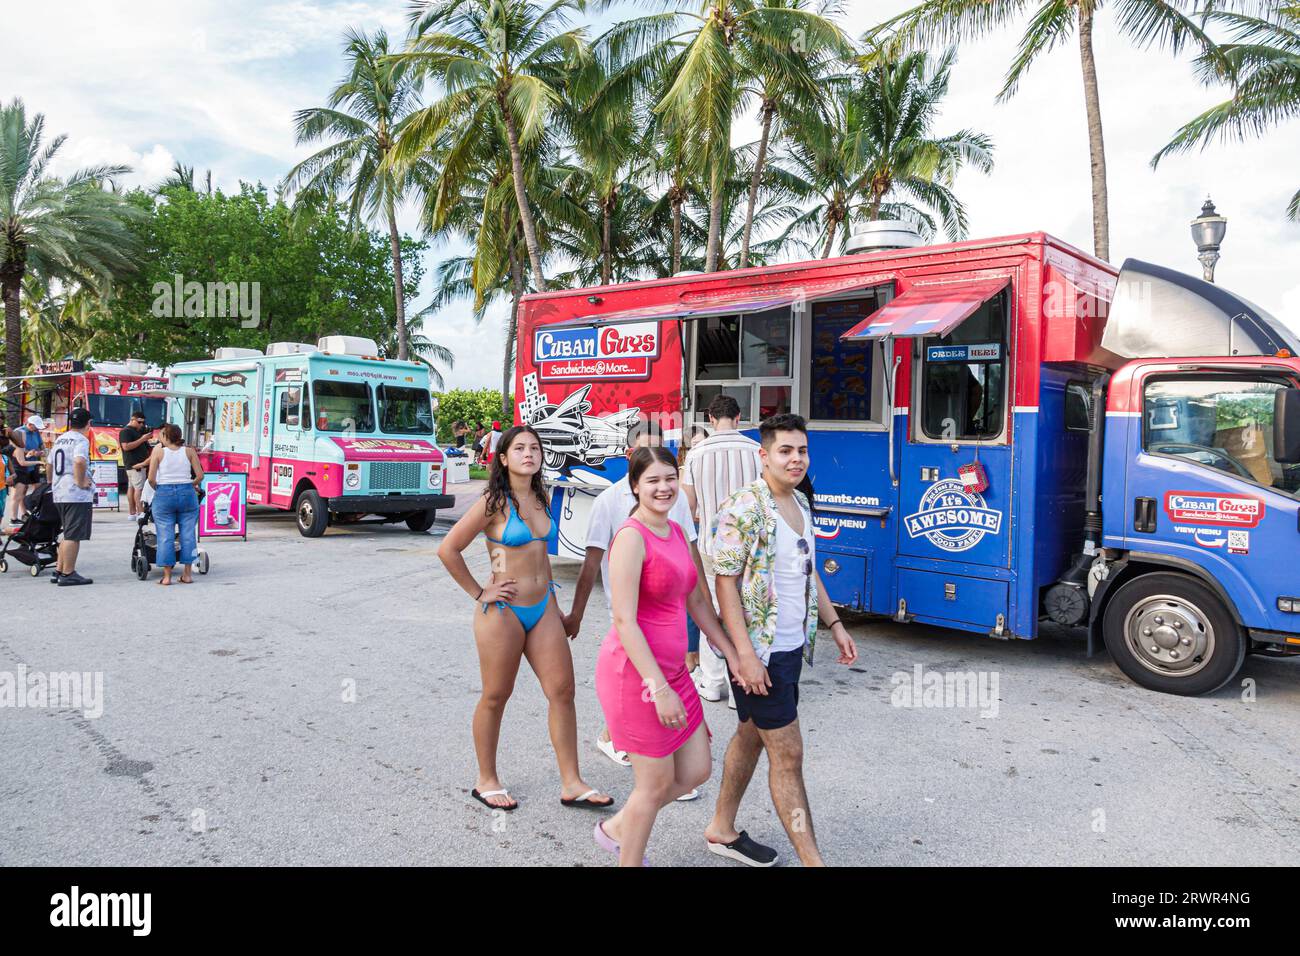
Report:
1102,572,1245,696
405,510,437,532
296,490,329,537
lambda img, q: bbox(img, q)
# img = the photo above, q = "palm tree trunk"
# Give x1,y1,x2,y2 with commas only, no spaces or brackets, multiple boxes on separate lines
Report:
739,102,774,270
1078,5,1110,262
601,193,612,286
386,198,410,362
706,175,724,271
504,243,525,420
820,216,839,259
501,103,547,292
671,194,682,275
2,264,24,428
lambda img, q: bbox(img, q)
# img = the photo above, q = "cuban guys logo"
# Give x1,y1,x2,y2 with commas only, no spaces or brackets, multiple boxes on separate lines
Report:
905,479,1003,552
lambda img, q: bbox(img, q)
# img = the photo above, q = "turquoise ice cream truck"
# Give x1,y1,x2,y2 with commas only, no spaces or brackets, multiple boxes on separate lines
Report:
168,336,454,536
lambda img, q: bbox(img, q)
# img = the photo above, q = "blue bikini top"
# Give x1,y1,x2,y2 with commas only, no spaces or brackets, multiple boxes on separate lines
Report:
485,497,556,547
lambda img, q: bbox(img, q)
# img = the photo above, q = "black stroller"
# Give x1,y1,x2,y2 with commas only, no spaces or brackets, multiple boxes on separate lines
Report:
0,482,61,577
131,492,209,580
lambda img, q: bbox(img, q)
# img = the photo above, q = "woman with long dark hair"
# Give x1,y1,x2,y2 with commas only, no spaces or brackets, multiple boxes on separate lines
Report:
438,424,612,812
592,446,747,865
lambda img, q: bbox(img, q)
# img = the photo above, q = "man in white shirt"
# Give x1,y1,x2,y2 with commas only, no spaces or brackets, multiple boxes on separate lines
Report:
564,422,704,778
681,395,762,702
50,408,96,586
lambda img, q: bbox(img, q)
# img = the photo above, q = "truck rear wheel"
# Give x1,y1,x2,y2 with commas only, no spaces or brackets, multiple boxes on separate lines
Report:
296,490,329,537
1102,572,1245,696
405,510,437,533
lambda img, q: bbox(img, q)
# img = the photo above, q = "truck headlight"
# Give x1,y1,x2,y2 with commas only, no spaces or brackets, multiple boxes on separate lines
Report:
345,470,361,490
428,464,441,489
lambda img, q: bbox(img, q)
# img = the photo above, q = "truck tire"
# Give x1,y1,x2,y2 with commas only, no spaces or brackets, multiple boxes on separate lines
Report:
296,490,329,537
1101,572,1245,696
405,510,437,533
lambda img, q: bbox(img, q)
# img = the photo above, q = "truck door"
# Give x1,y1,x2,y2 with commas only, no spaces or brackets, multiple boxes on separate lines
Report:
1121,369,1300,636
269,380,309,508
840,276,1015,631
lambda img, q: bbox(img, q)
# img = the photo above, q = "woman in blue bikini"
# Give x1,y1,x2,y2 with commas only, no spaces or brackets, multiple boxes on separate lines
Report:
438,424,613,813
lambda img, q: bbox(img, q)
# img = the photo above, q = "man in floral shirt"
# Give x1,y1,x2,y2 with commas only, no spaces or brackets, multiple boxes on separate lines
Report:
703,413,858,867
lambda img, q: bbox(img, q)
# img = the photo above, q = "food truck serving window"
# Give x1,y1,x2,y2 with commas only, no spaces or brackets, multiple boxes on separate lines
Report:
693,305,793,422
312,381,373,432
919,290,1008,441
378,385,434,435
86,394,167,428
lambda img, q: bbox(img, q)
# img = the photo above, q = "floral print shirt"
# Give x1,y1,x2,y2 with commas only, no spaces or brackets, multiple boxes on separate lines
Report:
710,478,818,665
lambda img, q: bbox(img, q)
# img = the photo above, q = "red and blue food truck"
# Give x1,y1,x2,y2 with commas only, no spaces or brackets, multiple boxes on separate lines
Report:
168,337,453,536
515,230,1300,695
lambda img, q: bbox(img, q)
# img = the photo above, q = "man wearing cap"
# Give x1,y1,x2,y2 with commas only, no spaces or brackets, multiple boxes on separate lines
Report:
50,408,95,586
118,410,153,520
7,414,47,529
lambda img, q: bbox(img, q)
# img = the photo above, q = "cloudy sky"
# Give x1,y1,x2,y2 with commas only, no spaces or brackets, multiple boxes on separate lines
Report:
6,0,1299,388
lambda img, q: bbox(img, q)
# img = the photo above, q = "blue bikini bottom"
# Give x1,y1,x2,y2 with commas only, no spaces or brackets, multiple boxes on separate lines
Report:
483,581,560,632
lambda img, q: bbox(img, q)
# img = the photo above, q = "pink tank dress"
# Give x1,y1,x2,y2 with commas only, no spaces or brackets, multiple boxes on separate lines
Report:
595,517,705,758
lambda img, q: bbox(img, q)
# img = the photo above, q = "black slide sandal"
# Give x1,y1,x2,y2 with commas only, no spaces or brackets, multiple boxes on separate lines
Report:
560,789,615,809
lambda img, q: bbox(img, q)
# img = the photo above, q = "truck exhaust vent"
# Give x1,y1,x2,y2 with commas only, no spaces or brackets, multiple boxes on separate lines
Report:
844,220,924,256
1102,259,1300,359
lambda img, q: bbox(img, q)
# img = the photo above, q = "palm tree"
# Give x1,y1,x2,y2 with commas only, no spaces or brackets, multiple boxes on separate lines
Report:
603,0,849,272
377,323,455,387
390,0,590,293
285,28,428,360
0,98,141,425
1153,5,1300,220
773,49,993,257
158,161,212,194
873,0,1251,261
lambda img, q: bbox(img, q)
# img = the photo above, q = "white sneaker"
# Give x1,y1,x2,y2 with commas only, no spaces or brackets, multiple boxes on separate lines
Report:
694,671,726,702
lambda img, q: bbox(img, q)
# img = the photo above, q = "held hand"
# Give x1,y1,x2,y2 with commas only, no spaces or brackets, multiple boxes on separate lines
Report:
479,579,517,604
737,655,770,696
561,612,581,641
831,623,858,665
653,686,688,729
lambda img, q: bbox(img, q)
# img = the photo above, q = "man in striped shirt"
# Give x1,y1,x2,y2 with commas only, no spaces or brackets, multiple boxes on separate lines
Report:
681,395,762,703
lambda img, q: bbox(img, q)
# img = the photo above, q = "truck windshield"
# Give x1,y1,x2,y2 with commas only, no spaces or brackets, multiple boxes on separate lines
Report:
1143,376,1300,498
312,381,373,432
377,385,433,435
86,394,167,428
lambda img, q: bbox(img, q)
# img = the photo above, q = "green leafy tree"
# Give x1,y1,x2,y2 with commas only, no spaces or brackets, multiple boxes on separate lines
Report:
433,387,512,443
0,98,142,424
102,185,437,371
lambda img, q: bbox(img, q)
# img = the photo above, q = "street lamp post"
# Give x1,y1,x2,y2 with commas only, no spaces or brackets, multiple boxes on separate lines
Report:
1191,197,1227,283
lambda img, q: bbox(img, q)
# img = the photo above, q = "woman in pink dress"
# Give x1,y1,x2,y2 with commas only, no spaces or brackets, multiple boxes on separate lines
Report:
593,446,747,866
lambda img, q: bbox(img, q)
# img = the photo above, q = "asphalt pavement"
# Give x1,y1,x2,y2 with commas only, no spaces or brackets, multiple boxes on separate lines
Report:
1,484,1297,866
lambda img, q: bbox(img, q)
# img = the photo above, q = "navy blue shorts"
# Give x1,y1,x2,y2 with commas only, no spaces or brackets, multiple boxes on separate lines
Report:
730,647,802,730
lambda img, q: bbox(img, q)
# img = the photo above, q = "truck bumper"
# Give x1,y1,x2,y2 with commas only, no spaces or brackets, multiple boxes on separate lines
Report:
326,494,455,514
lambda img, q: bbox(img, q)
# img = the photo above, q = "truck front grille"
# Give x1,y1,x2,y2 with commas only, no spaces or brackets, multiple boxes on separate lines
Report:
369,461,421,490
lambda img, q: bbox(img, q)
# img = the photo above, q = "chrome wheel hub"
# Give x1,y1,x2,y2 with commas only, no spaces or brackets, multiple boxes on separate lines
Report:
1123,595,1214,677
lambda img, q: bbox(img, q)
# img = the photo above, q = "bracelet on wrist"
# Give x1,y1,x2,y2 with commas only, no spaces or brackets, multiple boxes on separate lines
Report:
825,618,842,629
475,587,484,601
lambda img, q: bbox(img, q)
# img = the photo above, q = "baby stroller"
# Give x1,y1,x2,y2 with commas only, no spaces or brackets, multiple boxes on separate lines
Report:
0,482,61,577
131,490,209,581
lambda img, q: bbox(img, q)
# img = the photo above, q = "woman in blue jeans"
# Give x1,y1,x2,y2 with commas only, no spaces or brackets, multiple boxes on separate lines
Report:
146,424,204,586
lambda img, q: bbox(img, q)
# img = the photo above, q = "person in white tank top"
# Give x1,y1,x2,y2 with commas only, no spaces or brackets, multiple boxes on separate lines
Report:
146,424,205,585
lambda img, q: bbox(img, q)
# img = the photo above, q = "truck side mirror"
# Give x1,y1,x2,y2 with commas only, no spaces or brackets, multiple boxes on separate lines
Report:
1275,388,1300,464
